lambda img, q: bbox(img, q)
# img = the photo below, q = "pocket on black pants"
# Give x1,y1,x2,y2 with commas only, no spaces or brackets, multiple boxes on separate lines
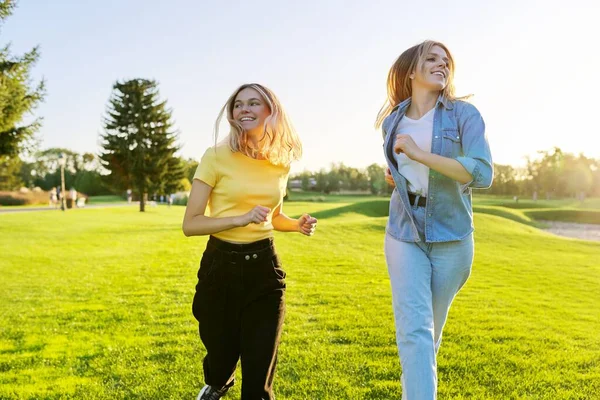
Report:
192,252,221,321
270,255,287,280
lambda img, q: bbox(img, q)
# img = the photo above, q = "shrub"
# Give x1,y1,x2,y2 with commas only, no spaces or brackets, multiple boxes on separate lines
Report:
0,191,51,206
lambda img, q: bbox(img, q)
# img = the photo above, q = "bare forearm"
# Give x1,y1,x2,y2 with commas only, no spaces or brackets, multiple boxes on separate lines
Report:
182,215,242,237
272,212,299,232
417,152,472,184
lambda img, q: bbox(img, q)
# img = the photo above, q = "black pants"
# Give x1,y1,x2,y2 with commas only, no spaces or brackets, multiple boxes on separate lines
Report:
192,236,286,400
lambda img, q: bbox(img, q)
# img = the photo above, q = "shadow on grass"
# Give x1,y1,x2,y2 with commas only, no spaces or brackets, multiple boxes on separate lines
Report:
472,206,543,228
525,210,600,225
493,201,555,209
295,200,579,228
294,200,390,220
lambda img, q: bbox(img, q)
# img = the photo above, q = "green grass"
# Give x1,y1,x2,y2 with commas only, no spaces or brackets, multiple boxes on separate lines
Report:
525,210,600,225
87,195,125,204
287,191,385,204
0,198,599,399
471,194,600,226
473,193,600,210
472,205,544,228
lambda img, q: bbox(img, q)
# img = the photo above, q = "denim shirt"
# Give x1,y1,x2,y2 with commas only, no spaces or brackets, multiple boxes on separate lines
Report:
382,95,493,243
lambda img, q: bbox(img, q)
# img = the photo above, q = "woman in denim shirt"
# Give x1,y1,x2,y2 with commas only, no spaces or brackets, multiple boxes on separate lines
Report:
376,40,493,399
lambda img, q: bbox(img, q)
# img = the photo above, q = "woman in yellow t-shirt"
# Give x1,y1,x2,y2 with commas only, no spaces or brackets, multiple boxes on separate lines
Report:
183,83,317,400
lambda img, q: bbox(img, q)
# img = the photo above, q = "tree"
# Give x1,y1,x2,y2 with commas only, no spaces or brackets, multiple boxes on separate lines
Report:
100,79,182,211
0,0,15,19
315,169,327,193
26,148,78,190
487,164,519,195
295,171,313,191
560,153,593,200
19,147,110,195
0,154,22,189
182,157,199,186
161,156,186,195
73,170,106,196
0,0,45,157
366,163,386,195
591,161,600,197
526,147,564,199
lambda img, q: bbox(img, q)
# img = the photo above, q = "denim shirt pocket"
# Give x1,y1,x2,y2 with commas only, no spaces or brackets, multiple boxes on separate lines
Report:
441,128,462,158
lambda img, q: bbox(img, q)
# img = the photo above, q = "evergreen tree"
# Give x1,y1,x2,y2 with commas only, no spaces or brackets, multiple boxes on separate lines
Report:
0,154,21,189
100,79,181,211
0,0,45,157
161,156,186,195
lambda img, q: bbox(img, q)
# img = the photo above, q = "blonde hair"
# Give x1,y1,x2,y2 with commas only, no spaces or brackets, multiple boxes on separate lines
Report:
375,40,463,128
214,83,302,166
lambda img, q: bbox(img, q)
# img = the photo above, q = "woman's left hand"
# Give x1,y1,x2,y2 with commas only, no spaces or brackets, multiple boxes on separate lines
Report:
394,134,424,161
297,214,317,236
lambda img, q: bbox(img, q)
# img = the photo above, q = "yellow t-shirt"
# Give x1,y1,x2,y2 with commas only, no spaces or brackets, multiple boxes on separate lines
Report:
193,144,290,243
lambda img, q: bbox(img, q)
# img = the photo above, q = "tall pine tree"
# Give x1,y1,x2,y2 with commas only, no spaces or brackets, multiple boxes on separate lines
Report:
0,0,45,189
100,79,183,212
0,0,45,157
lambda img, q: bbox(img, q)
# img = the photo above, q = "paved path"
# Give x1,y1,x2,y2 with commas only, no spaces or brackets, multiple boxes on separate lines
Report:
541,220,600,242
0,203,132,214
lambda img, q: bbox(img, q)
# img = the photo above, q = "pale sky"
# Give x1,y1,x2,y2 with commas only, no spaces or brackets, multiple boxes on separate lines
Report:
4,0,599,173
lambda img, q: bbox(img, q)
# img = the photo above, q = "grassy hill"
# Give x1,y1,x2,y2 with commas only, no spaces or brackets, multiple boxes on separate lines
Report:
0,198,598,399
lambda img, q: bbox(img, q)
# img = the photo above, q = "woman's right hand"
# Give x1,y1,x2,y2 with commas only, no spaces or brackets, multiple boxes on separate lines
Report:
238,205,271,226
385,167,395,187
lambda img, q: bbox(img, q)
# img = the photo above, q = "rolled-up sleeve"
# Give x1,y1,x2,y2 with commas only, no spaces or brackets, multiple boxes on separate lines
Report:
456,104,493,189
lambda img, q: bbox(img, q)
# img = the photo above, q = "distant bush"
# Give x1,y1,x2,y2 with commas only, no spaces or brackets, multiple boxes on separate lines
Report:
0,191,50,206
173,193,188,206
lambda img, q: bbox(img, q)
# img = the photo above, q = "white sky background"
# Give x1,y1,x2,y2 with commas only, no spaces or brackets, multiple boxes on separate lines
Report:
5,0,599,172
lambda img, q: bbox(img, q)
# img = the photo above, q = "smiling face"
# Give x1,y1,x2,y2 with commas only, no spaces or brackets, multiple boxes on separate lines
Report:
231,88,271,139
411,45,451,92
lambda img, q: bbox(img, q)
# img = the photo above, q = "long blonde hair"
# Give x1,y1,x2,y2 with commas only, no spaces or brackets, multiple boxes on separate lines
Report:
375,40,460,128
214,83,302,166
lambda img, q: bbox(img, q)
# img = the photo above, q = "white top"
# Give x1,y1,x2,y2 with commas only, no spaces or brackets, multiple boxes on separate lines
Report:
393,107,434,196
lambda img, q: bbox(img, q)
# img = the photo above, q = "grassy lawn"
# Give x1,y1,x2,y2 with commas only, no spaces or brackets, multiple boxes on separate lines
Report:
473,193,600,210
87,195,125,204
0,198,599,399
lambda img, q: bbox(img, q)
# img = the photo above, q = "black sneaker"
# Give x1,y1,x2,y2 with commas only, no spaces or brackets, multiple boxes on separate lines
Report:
196,385,230,400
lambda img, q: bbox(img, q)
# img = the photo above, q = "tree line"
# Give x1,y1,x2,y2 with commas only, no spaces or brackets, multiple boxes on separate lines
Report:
5,147,199,199
291,164,393,195
488,148,598,199
0,1,597,209
0,2,187,211
291,147,600,199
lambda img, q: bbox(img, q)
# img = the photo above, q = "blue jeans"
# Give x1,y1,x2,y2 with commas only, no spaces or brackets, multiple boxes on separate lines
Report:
385,204,474,400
